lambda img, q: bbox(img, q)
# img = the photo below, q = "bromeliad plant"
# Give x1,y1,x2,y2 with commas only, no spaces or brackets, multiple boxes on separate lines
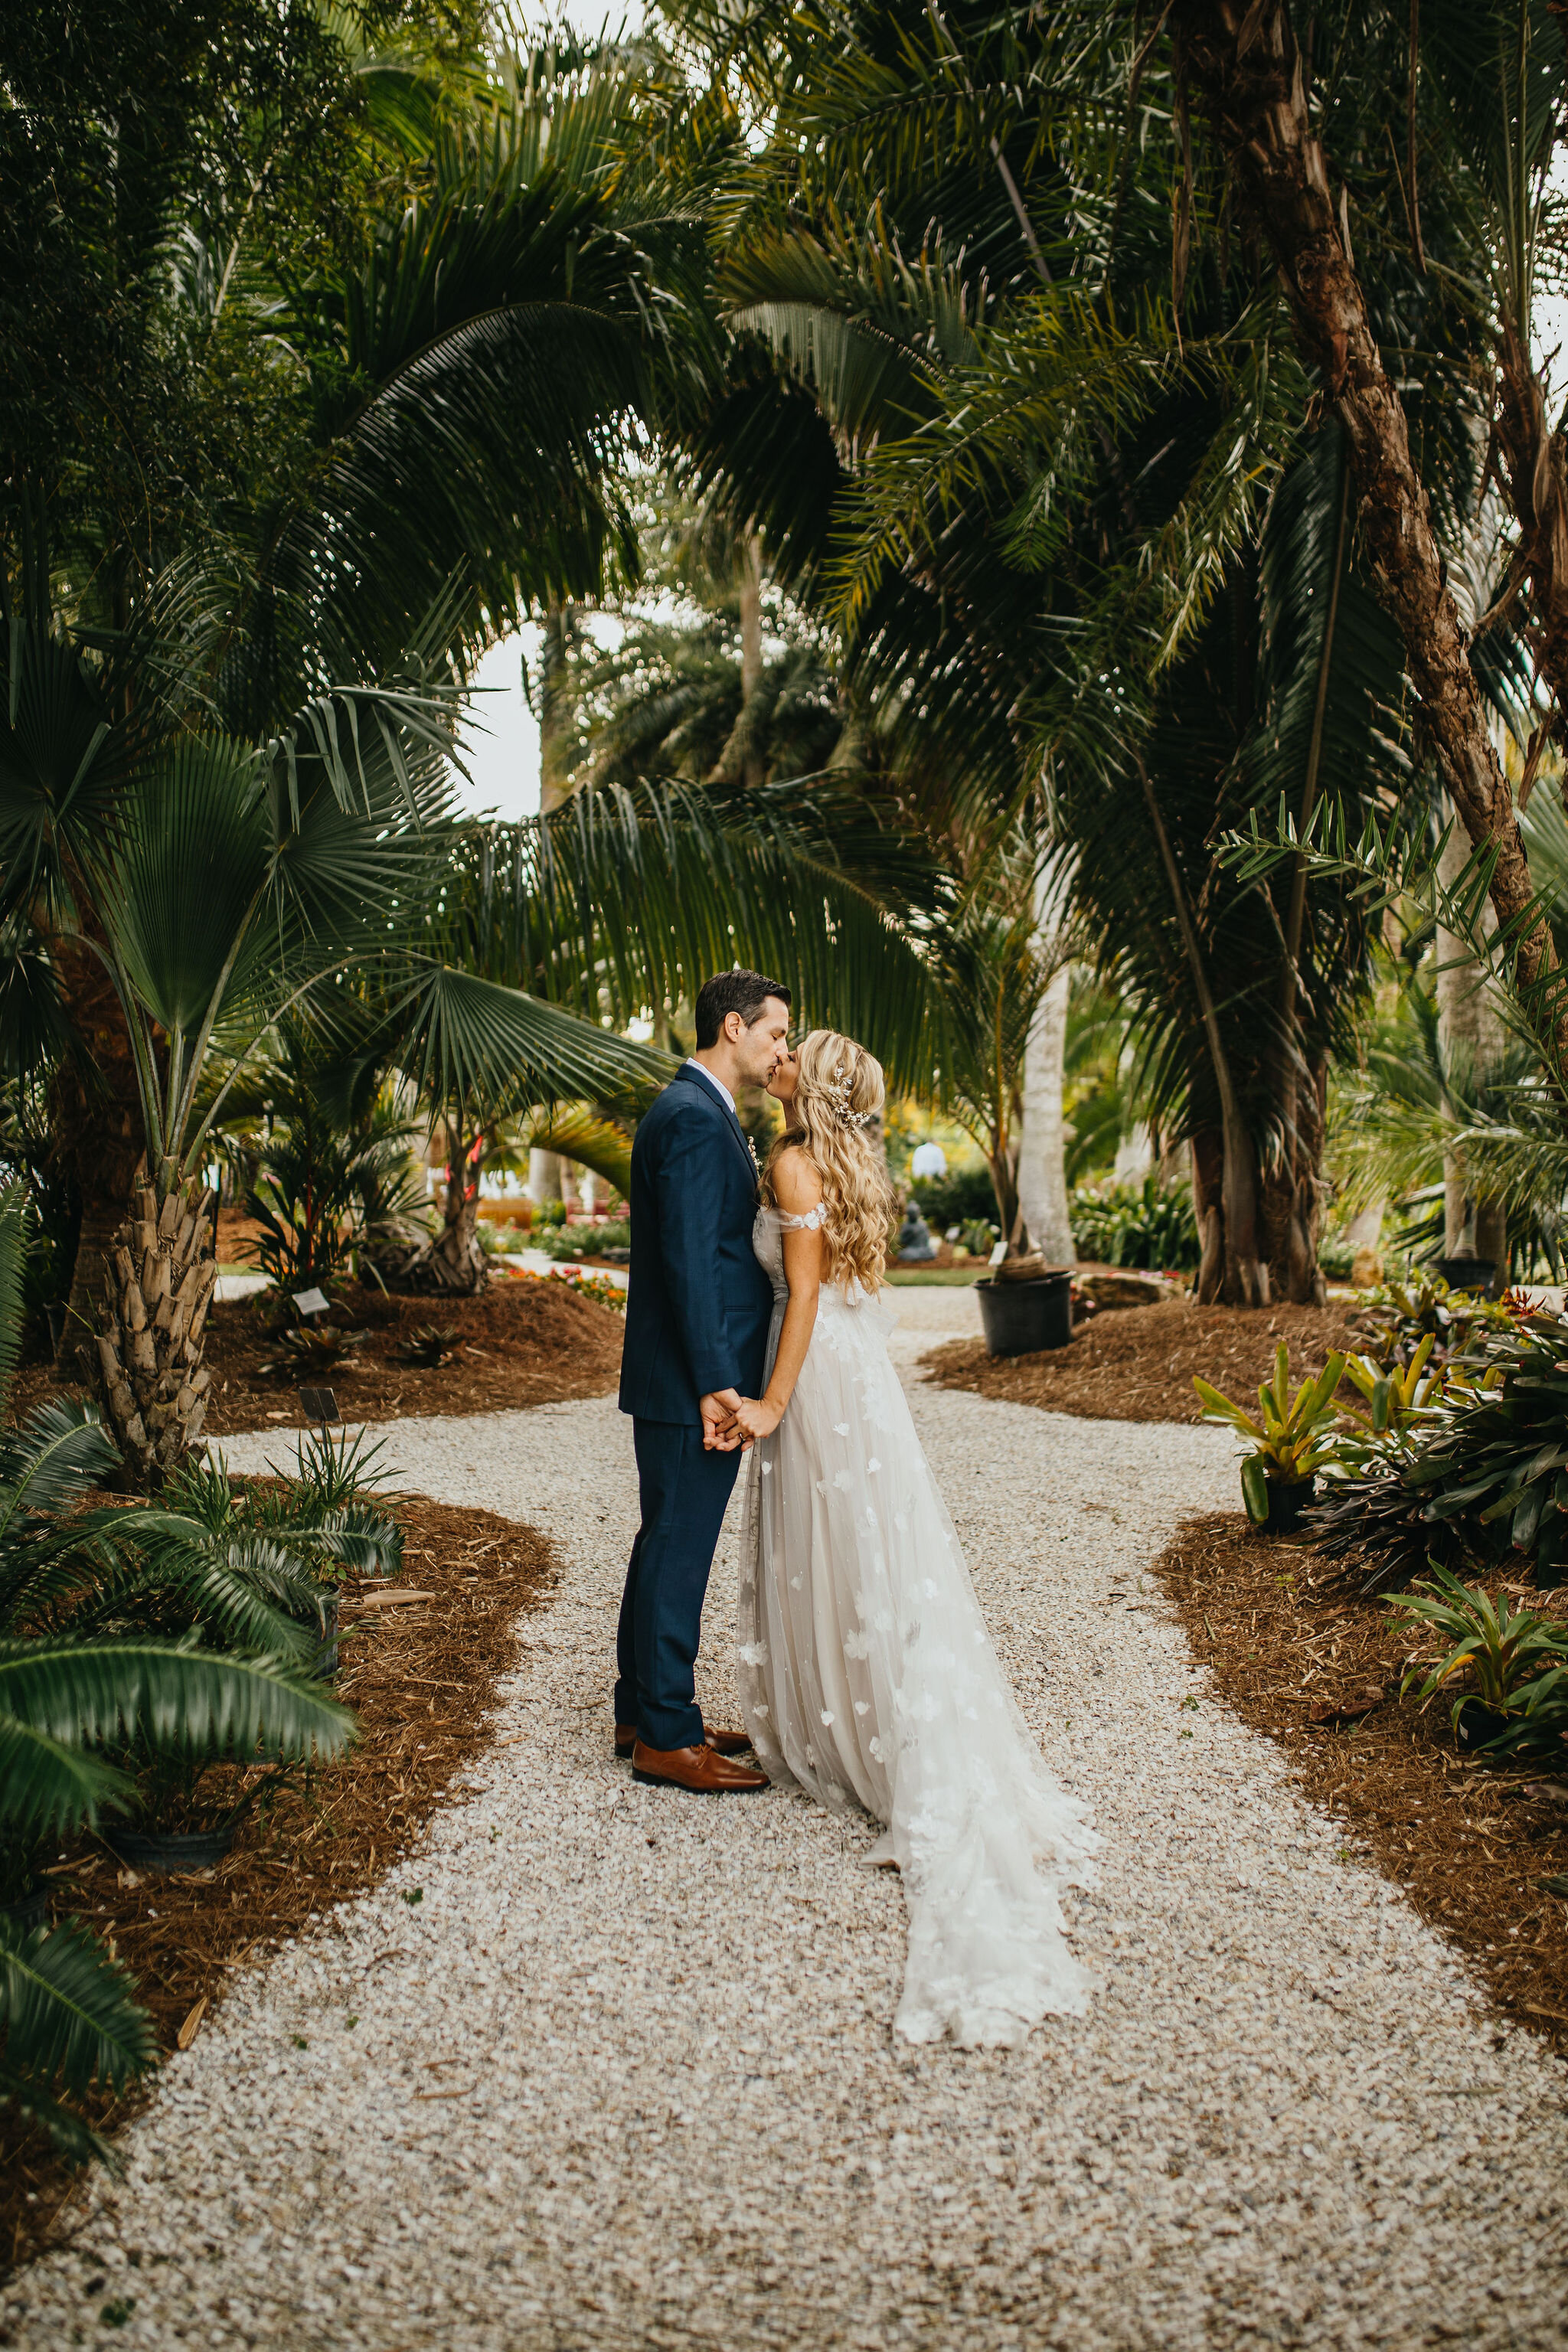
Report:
1350,1276,1521,1376
1392,1568,1568,1746
1334,1337,1450,1471
1194,1344,1348,1525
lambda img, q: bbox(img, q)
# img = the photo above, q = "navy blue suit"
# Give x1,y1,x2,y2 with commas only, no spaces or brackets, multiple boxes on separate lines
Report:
616,1064,774,1748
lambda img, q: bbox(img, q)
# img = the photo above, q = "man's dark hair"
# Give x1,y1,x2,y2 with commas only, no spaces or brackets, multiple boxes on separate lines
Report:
693,969,792,1049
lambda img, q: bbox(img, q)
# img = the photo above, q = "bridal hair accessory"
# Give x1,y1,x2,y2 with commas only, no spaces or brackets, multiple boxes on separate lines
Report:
827,1060,877,1130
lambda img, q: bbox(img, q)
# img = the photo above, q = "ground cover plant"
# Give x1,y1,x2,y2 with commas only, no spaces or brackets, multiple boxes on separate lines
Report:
1069,1178,1201,1274
0,1491,554,2274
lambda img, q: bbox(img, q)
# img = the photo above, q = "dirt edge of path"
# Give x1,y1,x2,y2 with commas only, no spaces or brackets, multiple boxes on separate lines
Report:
920,1300,1357,1426
0,1494,555,2278
9,1274,625,1440
1150,1511,1568,2053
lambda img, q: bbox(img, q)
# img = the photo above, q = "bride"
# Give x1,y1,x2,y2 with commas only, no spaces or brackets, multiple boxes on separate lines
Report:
724,1029,1099,2047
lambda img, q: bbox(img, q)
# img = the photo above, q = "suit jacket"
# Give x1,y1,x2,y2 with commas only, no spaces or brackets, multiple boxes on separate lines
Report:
618,1064,775,1425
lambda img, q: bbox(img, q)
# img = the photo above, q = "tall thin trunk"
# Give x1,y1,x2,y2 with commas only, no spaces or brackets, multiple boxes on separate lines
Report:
1266,449,1351,1304
740,533,764,788
1017,963,1075,1263
1174,2,1568,1100
539,604,577,815
1436,818,1508,1272
1137,754,1269,1304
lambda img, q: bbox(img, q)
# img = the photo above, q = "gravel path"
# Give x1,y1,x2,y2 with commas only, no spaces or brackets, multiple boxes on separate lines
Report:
8,1293,1566,2350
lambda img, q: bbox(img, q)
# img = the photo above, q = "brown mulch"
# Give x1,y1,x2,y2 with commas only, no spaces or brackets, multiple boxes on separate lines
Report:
920,1299,1358,1425
11,1272,624,1437
0,1493,555,2275
1153,1511,1568,2049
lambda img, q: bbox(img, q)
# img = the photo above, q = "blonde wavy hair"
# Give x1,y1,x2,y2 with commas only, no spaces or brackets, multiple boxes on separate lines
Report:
762,1029,895,1292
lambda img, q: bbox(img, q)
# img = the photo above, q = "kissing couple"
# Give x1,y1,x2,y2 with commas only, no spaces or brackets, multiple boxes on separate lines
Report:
615,969,1098,2047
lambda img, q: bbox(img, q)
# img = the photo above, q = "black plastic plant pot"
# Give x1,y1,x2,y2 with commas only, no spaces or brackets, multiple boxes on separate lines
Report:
1260,1475,1315,1533
1437,1256,1497,1298
106,1823,236,1876
1,1883,47,1935
975,1271,1073,1357
1455,1702,1514,1753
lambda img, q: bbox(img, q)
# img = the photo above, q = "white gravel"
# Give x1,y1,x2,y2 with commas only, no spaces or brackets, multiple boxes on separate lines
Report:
8,1292,1567,2350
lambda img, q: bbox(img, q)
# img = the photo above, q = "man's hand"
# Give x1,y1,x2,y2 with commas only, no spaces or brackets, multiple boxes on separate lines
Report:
700,1389,744,1451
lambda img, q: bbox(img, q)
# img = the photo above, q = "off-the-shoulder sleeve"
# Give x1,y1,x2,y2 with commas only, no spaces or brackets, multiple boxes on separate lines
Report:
777,1205,826,1231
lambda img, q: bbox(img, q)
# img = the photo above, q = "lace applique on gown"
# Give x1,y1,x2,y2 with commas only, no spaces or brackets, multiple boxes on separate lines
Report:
737,1205,1098,2047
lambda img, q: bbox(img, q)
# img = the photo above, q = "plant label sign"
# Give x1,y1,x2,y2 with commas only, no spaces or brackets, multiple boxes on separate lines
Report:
299,1385,340,1426
988,1241,1008,1267
292,1287,331,1318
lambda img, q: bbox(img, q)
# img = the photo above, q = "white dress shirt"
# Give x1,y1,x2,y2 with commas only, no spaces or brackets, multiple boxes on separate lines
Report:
684,1057,737,1116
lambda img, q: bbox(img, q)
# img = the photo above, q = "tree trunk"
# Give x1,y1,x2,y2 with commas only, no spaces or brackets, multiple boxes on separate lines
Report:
1174,2,1568,1096
1017,963,1075,1263
93,1174,218,1486
1260,1057,1328,1305
986,1136,1023,1253
527,1148,563,1208
1494,319,1568,752
47,934,146,1367
539,604,578,814
1436,820,1509,1271
1137,753,1269,1305
740,533,764,788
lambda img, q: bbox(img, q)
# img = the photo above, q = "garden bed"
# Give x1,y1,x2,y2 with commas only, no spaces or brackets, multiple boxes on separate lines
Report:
1152,1511,1568,2047
0,1492,554,2273
15,1272,624,1437
920,1299,1357,1424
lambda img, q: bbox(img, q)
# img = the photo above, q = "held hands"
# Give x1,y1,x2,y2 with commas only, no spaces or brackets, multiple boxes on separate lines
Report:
699,1389,743,1451
729,1396,783,1445
698,1390,783,1451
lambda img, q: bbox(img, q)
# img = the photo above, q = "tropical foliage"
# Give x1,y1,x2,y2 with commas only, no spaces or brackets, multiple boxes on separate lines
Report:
0,1188,356,2157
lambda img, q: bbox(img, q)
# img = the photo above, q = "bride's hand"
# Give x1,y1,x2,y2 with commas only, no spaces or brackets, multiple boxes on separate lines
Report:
732,1396,783,1443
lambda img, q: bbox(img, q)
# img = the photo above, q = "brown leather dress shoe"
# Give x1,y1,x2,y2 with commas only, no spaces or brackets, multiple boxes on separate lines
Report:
614,1723,753,1760
631,1739,767,1793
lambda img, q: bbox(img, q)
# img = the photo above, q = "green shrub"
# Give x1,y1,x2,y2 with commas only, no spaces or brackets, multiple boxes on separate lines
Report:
1071,1174,1200,1271
1308,1302,1568,1591
1316,1232,1357,1280
909,1168,997,1231
539,1217,631,1261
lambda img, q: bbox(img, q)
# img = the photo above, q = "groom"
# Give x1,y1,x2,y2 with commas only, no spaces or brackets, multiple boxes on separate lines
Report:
614,970,792,1792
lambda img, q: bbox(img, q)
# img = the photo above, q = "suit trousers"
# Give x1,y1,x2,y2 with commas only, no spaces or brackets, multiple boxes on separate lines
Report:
615,1417,742,1751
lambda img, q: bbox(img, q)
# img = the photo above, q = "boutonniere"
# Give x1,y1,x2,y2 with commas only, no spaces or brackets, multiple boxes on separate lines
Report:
746,1136,760,1172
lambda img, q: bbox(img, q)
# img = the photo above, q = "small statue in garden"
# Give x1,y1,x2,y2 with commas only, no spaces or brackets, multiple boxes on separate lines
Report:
897,1203,936,1261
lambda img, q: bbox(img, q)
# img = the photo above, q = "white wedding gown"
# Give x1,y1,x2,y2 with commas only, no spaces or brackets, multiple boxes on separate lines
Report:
737,1206,1099,2046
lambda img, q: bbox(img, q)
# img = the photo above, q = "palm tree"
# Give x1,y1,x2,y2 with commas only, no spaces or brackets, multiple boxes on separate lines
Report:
662,0,1541,1298
5,26,702,1378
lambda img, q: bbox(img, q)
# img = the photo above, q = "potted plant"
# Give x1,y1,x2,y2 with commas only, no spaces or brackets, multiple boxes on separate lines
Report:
1194,1343,1347,1530
975,1251,1074,1355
